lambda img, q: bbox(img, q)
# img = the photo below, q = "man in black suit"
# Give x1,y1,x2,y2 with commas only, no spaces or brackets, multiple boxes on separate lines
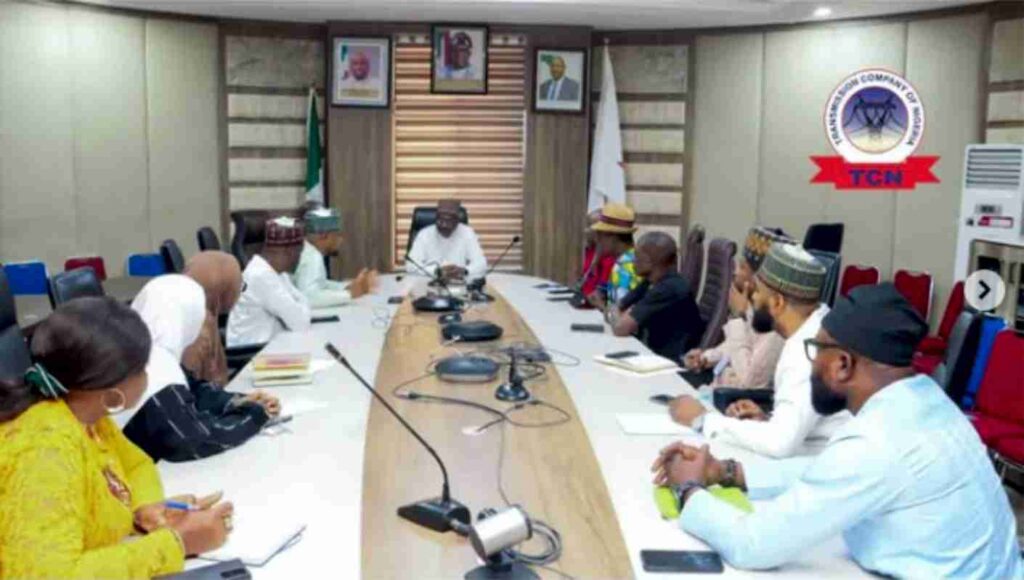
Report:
539,56,580,102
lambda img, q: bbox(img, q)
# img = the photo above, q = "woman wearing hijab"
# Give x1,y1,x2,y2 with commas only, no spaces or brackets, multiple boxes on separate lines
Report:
0,297,232,578
121,275,280,463
181,251,241,386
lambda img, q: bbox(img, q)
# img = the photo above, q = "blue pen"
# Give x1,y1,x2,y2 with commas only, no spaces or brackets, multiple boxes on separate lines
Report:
163,500,198,511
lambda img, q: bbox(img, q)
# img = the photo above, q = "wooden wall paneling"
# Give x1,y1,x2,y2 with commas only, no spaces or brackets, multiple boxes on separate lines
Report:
523,26,592,284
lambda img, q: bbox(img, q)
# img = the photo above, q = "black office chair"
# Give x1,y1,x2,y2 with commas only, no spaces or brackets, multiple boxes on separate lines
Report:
160,239,185,274
697,238,737,349
807,249,841,306
931,310,980,394
197,227,221,252
0,268,33,381
803,223,845,254
405,205,469,257
679,225,705,295
48,267,104,308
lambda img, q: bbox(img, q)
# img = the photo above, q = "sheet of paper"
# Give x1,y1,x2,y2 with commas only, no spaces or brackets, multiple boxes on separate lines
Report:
600,365,684,379
616,413,699,436
199,508,306,567
282,398,329,417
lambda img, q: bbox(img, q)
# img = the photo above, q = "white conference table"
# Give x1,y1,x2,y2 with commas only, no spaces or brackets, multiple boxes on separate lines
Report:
160,273,865,579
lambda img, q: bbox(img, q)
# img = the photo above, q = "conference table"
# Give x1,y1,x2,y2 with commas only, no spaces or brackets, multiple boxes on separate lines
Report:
14,275,152,328
161,273,866,579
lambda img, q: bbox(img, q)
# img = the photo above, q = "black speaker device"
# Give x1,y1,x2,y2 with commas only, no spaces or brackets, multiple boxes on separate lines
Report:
436,356,501,383
441,320,503,342
413,295,464,313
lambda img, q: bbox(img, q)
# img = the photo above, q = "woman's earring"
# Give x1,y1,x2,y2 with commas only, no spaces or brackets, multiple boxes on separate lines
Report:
102,389,127,415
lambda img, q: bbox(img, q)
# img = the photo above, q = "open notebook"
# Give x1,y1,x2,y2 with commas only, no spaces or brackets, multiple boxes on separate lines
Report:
198,509,306,567
594,353,680,375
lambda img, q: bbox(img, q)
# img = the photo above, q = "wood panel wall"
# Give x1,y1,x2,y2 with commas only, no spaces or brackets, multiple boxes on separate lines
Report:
984,4,1024,144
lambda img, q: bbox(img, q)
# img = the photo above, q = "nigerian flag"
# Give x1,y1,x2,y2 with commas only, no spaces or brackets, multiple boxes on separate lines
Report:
304,88,324,206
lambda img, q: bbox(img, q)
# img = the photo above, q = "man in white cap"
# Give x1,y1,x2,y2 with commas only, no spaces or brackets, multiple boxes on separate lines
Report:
293,207,376,308
227,217,311,347
406,199,487,283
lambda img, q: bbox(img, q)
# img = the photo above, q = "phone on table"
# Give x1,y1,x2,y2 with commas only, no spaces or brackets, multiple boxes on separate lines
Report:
640,550,724,574
605,350,638,360
387,296,404,305
570,323,604,333
311,315,340,324
547,296,573,302
649,394,674,406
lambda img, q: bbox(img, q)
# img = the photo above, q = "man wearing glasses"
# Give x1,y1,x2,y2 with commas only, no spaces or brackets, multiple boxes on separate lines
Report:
406,199,487,283
651,284,1023,577
669,243,850,457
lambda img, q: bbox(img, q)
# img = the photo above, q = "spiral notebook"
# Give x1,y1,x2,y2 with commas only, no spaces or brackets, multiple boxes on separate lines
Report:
198,509,306,567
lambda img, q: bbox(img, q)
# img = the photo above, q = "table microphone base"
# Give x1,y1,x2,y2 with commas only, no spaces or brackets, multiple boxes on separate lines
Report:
495,382,530,402
398,497,471,533
465,552,539,580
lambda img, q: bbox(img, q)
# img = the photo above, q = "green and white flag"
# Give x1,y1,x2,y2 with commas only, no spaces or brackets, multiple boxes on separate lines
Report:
305,88,324,206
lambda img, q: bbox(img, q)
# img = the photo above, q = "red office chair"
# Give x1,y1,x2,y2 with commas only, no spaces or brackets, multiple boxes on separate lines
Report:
893,270,933,321
839,265,879,298
64,256,107,281
969,331,1024,484
912,281,966,374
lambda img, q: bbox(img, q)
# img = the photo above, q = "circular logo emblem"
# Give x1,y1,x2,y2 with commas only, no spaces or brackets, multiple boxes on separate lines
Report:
824,69,925,164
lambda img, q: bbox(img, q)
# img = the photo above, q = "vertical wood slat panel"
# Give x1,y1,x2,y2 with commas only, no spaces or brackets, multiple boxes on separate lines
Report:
393,42,526,270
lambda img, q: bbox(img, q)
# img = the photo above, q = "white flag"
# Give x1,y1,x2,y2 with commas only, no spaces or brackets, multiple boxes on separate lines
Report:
587,46,627,213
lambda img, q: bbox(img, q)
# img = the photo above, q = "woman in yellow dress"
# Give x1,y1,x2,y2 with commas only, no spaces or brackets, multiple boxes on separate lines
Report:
0,296,233,578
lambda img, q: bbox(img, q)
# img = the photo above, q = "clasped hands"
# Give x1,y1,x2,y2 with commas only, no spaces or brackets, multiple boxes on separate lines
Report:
650,442,722,488
134,491,234,556
349,268,380,299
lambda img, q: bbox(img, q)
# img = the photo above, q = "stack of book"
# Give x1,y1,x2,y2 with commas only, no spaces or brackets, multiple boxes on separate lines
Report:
594,353,679,375
251,353,313,387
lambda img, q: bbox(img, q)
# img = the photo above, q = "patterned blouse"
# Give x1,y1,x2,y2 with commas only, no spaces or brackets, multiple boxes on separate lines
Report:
607,248,642,305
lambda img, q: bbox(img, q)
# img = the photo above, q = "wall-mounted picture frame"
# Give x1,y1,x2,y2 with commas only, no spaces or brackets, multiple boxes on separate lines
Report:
331,36,391,108
533,47,587,114
431,24,489,94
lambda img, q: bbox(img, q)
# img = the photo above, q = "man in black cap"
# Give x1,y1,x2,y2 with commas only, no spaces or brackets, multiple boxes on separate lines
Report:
650,284,1022,577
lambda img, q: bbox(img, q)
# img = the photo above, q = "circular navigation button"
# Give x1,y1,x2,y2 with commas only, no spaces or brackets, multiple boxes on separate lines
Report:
964,270,1006,312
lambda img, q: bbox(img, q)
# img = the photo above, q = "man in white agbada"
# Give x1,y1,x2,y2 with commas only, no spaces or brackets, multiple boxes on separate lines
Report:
406,199,487,283
292,207,376,308
227,217,311,347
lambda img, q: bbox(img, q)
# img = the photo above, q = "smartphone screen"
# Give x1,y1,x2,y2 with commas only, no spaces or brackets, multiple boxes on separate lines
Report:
640,550,724,573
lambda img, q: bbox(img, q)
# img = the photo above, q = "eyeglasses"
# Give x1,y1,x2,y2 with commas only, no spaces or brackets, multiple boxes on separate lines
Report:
803,338,846,362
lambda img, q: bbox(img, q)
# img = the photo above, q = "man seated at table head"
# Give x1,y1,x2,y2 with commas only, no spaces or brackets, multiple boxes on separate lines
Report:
682,226,794,389
293,207,376,308
406,199,487,284
586,202,641,311
609,231,704,361
227,217,312,347
651,284,1023,578
668,242,850,458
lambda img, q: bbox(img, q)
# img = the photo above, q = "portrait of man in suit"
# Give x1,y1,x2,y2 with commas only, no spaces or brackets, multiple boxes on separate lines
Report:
539,56,580,101
535,49,586,113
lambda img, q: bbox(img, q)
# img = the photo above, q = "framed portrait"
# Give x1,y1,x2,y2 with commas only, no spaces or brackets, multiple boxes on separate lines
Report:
331,36,391,108
533,48,587,114
431,24,489,94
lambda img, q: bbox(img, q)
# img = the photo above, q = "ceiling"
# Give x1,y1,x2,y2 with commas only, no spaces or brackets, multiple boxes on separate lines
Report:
81,0,989,30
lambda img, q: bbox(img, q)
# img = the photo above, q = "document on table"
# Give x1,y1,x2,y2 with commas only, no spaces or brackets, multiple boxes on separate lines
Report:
198,508,306,567
616,413,699,436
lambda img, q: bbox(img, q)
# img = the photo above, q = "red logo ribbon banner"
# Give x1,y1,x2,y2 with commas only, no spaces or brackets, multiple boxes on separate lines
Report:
810,156,939,190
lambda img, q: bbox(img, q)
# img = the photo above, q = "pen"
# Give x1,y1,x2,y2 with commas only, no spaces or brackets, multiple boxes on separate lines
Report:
163,500,199,512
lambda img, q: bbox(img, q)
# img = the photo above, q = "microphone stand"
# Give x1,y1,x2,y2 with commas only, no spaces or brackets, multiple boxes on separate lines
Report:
405,254,463,313
469,235,521,302
326,343,471,532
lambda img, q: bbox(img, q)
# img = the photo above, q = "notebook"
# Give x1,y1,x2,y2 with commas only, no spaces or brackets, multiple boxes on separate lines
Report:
594,353,680,374
251,353,313,387
198,510,306,568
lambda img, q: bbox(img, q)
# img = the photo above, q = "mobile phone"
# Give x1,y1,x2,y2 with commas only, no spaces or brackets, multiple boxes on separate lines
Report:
548,288,575,295
605,350,639,360
640,550,724,574
388,296,405,305
649,394,673,406
547,296,572,302
311,315,340,324
570,323,604,333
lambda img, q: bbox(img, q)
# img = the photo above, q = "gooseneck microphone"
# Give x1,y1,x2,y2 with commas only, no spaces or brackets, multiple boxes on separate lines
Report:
325,343,471,532
405,253,451,296
468,235,521,300
405,253,463,312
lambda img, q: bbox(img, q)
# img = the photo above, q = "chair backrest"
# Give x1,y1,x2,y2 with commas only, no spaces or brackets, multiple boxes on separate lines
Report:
49,267,105,308
893,269,934,321
679,225,705,295
839,264,879,298
64,256,107,281
962,315,1008,410
973,330,1024,424
405,205,469,257
697,238,737,349
0,269,33,381
126,253,167,277
807,249,842,306
936,280,965,341
2,261,49,296
803,223,845,254
197,227,221,252
160,239,185,274
932,311,979,395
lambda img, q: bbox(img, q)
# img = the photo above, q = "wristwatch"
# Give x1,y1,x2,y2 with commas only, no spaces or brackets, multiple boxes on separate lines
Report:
691,412,705,433
671,480,706,510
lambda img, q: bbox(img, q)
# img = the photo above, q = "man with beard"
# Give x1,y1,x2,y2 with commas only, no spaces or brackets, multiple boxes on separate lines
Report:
668,243,849,457
292,207,375,308
650,284,1023,578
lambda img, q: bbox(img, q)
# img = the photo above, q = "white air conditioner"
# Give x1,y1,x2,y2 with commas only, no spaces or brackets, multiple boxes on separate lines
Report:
954,144,1024,281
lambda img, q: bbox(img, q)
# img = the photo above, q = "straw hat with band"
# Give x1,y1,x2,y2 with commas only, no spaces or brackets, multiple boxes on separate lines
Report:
591,203,638,234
